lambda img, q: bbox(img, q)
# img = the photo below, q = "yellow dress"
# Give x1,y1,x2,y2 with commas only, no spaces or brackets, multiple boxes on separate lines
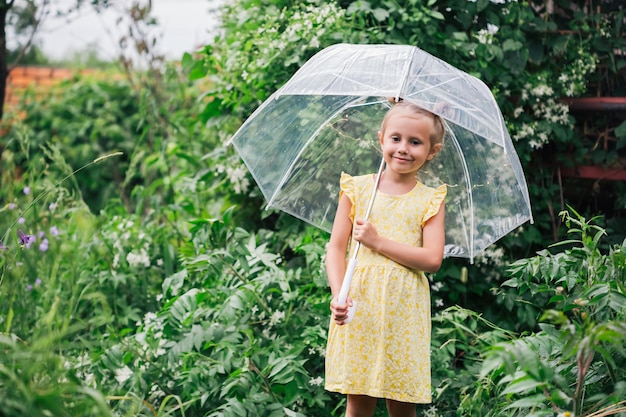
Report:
325,173,447,404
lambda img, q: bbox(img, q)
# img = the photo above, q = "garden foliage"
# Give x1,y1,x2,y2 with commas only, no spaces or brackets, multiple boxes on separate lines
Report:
1,0,626,416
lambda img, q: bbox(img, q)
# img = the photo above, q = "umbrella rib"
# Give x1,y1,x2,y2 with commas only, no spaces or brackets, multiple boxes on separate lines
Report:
350,156,386,260
444,121,475,261
266,96,365,208
395,47,415,101
406,75,503,147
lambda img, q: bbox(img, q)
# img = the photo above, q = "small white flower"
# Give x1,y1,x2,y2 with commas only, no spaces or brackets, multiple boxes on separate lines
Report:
126,248,150,267
144,312,157,326
270,310,285,326
476,29,492,45
115,366,133,384
424,405,439,417
487,23,499,34
309,376,324,386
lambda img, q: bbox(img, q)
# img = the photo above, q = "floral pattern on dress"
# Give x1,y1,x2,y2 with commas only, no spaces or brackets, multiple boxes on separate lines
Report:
325,172,447,404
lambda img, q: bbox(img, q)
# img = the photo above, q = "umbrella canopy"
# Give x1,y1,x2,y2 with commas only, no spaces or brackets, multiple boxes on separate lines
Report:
229,43,533,261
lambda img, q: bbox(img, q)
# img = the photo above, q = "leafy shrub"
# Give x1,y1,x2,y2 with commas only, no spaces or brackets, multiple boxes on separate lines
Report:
462,209,626,417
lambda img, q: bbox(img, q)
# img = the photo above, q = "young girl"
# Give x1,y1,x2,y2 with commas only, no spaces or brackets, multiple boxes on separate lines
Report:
324,100,446,417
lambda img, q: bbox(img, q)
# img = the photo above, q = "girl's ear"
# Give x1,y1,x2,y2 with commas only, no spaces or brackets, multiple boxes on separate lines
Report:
378,130,383,145
427,143,443,160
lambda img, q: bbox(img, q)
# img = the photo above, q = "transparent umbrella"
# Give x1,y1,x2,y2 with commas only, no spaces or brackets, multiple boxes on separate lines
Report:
228,43,533,310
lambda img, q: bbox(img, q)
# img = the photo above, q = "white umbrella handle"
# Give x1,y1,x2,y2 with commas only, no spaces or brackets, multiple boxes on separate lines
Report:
337,258,357,306
335,156,386,323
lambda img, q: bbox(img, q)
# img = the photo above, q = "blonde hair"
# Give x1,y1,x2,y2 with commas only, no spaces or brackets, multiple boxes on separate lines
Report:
381,98,446,148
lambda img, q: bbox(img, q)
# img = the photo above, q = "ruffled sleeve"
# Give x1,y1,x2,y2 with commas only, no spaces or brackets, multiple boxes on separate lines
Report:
339,172,356,221
421,184,447,227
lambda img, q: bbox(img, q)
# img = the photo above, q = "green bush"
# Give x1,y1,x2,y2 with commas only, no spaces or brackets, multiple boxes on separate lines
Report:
461,210,626,416
2,1,626,416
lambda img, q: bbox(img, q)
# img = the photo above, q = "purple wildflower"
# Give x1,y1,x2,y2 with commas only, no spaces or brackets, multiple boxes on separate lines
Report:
0,241,7,250
39,238,49,252
35,278,42,286
17,229,35,248
38,230,45,238
17,217,25,224
23,187,31,195
49,203,57,211
26,284,33,291
9,203,16,210
50,226,60,237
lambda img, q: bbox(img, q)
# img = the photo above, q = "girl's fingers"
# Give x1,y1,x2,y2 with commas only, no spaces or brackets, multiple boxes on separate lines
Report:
330,297,353,325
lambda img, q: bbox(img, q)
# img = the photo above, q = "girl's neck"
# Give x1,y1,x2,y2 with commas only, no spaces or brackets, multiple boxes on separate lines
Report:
376,170,417,195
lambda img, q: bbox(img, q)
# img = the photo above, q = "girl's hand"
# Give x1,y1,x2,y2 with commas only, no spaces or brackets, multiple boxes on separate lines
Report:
330,296,353,325
353,218,380,250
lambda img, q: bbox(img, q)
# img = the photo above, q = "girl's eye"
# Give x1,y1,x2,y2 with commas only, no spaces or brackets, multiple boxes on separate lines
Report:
410,139,421,145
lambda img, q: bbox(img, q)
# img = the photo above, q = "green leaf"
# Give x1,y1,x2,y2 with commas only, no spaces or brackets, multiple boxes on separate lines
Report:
372,8,389,22
502,39,523,52
427,10,444,20
504,393,548,409
502,376,543,395
615,121,626,139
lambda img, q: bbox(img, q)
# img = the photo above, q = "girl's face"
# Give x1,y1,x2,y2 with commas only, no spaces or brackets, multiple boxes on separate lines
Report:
378,111,442,177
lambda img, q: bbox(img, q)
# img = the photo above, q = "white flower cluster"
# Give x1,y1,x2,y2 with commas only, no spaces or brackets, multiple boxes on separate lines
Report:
97,311,171,394
126,247,151,268
216,162,251,194
114,365,133,384
69,352,96,388
135,327,168,359
101,215,157,270
424,405,440,417
274,3,342,51
475,246,506,267
221,2,343,87
431,281,445,308
269,309,285,326
513,75,571,149
476,23,499,45
309,376,324,386
511,46,596,151
558,49,597,97
514,121,549,149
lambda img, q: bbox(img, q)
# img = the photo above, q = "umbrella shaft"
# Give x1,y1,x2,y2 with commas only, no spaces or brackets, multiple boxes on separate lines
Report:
337,157,385,306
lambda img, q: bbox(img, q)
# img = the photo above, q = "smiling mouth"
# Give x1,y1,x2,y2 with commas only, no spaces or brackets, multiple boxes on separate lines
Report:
393,156,413,162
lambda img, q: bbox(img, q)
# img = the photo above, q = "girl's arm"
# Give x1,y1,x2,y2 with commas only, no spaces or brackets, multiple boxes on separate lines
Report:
353,201,445,272
326,193,353,297
326,193,354,324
